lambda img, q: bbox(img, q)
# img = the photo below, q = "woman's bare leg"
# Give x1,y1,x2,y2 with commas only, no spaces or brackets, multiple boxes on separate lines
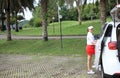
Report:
87,55,92,71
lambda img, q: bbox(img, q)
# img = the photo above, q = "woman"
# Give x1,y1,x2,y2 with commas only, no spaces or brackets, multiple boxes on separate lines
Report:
86,26,96,74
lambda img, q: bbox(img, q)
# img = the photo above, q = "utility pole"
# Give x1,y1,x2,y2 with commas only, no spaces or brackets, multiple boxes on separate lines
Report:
52,17,55,33
57,1,63,48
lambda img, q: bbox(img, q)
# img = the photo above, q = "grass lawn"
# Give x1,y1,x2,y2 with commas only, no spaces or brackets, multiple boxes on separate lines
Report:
0,19,107,55
0,19,102,36
0,39,86,56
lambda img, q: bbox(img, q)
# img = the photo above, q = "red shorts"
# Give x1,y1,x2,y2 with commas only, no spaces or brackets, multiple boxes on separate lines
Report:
86,45,95,55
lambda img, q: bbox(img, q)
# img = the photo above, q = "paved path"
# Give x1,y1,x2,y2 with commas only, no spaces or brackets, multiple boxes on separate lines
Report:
0,54,101,78
0,35,86,39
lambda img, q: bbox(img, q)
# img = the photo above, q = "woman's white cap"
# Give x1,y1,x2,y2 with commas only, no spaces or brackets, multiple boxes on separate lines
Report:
88,26,93,29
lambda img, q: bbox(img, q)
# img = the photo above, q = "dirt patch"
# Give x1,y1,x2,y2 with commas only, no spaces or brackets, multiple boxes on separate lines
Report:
0,54,101,78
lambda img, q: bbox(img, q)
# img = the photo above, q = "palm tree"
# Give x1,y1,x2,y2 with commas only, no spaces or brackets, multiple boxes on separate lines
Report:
0,0,34,41
6,0,11,41
40,0,48,41
20,0,34,10
13,0,34,32
12,3,23,32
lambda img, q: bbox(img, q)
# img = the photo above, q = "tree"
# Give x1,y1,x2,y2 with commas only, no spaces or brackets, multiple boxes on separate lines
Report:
14,0,34,32
0,0,34,41
106,0,116,16
0,12,6,31
100,0,106,28
32,5,42,27
75,0,82,25
40,0,48,41
60,6,77,20
11,1,22,32
6,0,11,41
65,0,87,25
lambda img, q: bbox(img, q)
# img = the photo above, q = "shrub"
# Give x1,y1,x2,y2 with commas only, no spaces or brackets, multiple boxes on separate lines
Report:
34,18,42,27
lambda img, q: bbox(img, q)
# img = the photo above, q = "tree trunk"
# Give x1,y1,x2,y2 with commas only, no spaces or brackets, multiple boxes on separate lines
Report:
75,0,82,25
6,2,12,41
41,0,48,41
1,12,5,31
100,0,106,28
15,11,19,32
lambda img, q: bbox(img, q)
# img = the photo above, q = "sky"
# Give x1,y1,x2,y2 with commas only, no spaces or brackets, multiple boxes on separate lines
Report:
24,9,33,20
24,0,39,20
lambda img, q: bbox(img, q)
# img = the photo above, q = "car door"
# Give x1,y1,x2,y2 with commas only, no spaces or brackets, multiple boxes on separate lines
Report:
117,25,120,62
94,23,108,69
100,24,113,61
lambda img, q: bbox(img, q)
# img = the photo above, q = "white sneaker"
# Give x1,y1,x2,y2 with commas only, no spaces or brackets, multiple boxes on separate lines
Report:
87,70,95,75
98,65,101,71
92,65,96,68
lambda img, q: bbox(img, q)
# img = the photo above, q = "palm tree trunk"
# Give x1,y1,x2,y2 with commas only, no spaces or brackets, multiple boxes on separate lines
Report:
41,0,48,41
6,0,12,41
15,11,19,32
100,0,106,28
75,0,82,25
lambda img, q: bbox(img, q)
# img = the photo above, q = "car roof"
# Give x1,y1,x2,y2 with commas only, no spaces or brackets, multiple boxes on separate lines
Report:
107,21,120,27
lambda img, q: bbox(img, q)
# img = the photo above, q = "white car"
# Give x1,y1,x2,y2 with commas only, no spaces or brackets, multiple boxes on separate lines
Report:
95,21,120,78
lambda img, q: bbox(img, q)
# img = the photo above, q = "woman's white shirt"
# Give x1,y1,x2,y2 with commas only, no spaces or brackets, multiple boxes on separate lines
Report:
87,32,95,45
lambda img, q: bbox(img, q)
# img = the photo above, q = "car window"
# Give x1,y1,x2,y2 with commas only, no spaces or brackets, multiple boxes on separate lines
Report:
102,23,108,31
104,24,112,37
99,23,108,37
